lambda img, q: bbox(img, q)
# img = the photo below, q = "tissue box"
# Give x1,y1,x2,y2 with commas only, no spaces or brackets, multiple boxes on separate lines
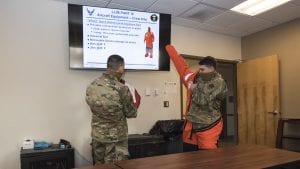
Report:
22,139,34,149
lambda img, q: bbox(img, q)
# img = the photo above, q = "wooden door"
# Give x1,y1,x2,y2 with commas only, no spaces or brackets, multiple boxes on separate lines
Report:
237,55,280,147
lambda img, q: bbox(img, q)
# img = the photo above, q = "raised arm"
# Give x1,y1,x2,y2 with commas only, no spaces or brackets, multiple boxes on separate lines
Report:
165,45,194,88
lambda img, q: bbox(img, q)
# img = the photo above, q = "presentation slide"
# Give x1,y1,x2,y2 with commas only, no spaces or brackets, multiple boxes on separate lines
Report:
82,6,160,70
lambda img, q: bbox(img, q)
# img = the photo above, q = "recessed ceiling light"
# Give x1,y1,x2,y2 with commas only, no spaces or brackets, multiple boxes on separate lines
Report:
231,0,291,16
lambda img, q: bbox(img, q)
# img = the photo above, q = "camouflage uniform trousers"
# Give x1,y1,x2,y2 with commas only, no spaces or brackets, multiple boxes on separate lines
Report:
92,139,129,164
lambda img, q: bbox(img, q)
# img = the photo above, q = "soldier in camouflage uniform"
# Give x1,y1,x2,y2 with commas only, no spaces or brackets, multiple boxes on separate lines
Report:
86,55,138,164
166,45,228,149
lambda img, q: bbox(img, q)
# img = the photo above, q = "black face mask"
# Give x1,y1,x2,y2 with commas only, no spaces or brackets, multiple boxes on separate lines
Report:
198,71,216,81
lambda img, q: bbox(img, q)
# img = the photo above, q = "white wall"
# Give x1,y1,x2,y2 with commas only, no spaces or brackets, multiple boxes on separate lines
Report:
0,0,241,168
171,25,241,60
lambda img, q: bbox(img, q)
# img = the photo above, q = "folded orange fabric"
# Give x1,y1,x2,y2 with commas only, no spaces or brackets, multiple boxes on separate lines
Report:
183,120,223,149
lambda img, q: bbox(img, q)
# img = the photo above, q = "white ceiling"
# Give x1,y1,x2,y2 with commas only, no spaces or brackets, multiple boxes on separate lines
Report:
62,0,300,37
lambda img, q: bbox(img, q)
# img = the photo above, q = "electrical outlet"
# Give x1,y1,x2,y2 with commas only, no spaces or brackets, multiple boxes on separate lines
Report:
145,87,151,96
154,89,159,96
164,101,169,107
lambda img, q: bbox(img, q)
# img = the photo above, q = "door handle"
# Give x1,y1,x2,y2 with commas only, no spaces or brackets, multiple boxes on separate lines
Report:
268,110,280,115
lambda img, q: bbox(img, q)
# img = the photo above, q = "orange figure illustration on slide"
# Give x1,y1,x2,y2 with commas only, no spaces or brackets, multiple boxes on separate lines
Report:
144,27,155,58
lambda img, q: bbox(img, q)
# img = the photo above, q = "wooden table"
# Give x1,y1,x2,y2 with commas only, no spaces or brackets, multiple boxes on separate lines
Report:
75,145,300,169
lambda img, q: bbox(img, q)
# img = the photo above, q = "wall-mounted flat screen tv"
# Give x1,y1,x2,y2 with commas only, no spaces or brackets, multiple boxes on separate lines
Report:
68,4,171,71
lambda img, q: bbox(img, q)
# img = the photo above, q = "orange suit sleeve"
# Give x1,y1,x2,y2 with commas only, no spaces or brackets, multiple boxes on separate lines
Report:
165,45,194,88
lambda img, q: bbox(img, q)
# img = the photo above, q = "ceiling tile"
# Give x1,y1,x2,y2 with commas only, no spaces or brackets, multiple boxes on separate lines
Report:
173,16,248,37
222,28,248,37
147,0,198,16
198,23,231,34
290,0,300,6
201,0,246,9
228,17,275,34
192,0,204,2
172,17,203,29
59,0,108,7
110,0,157,10
245,22,279,36
200,23,248,37
106,3,140,11
257,3,300,23
181,3,225,22
205,11,250,27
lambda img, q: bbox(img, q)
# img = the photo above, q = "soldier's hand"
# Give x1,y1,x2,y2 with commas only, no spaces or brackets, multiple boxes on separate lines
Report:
188,81,197,90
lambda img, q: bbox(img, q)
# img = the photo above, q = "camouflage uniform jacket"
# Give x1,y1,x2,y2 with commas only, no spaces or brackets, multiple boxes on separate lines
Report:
188,72,228,130
86,71,137,143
